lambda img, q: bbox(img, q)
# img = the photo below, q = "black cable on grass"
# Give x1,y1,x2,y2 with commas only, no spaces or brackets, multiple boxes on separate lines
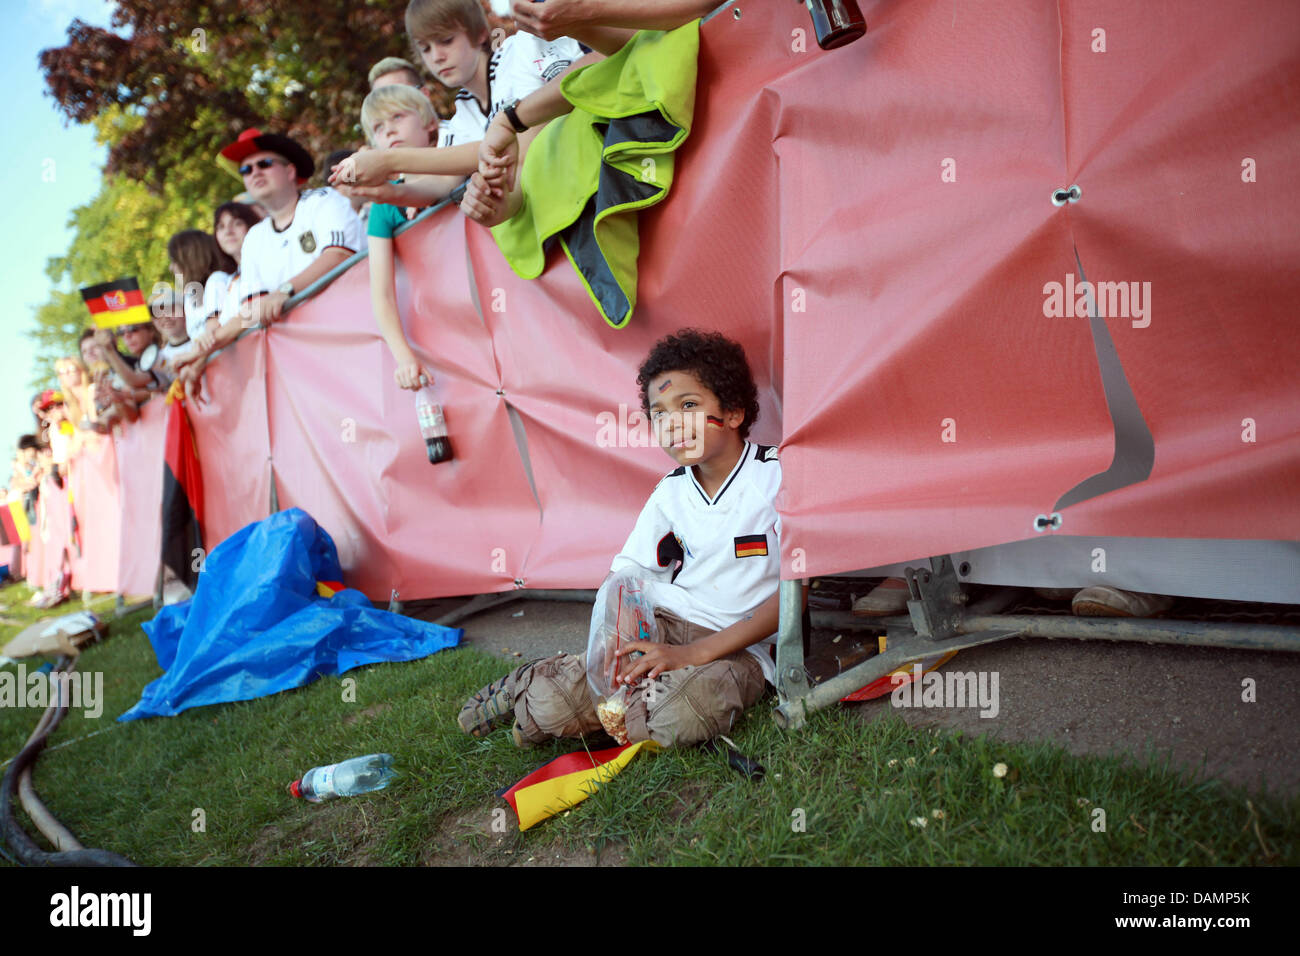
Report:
0,656,135,867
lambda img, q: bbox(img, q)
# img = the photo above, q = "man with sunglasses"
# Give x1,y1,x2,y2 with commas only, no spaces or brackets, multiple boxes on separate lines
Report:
213,129,362,334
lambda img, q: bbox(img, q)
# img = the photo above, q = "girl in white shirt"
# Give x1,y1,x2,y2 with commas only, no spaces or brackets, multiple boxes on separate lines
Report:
166,230,237,343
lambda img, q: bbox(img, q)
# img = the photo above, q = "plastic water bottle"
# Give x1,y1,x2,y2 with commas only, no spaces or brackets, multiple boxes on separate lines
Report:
289,753,396,802
415,382,453,464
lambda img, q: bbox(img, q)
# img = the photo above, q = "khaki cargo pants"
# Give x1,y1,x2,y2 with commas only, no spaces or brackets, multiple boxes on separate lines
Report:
510,607,766,748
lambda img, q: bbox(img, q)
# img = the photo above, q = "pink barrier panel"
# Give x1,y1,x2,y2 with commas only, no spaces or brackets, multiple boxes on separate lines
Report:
773,0,1300,576
114,399,166,597
34,478,73,590
1,544,19,579
187,333,273,548
1052,0,1300,540
25,497,46,590
264,205,541,598
67,432,122,593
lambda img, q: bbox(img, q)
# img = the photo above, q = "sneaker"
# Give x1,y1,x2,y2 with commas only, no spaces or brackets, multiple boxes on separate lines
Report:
1071,586,1174,618
851,577,911,617
457,672,516,738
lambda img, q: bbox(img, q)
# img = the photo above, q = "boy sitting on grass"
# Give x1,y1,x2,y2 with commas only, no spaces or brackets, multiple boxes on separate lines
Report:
360,83,445,389
459,329,781,748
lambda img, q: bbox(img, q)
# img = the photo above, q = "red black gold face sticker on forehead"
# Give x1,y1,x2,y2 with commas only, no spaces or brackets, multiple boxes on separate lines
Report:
706,415,726,427
657,378,672,392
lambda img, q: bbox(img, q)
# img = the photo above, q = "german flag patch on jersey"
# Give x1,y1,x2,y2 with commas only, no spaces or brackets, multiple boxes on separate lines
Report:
734,534,768,558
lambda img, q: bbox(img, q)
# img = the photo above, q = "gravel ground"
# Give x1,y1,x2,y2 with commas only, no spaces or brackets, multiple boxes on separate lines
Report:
416,594,1300,799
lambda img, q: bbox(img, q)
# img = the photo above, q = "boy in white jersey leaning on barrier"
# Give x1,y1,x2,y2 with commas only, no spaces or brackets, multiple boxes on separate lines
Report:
329,0,601,209
459,329,784,749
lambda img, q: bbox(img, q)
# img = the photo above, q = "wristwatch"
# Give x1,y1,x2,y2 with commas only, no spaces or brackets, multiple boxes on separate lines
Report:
502,99,529,134
278,281,295,297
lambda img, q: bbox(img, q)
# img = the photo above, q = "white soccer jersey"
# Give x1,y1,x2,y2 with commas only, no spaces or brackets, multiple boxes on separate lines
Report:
217,272,243,326
237,188,362,300
183,271,231,340
441,32,584,147
157,341,194,380
609,441,783,684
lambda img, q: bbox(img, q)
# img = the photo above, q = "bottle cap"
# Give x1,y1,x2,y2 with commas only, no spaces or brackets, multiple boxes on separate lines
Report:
288,779,303,798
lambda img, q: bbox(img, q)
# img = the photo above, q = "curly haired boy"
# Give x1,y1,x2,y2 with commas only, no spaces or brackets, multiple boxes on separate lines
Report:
459,329,782,748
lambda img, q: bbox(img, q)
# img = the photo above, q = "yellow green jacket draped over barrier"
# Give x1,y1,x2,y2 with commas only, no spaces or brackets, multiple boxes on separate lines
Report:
491,21,700,329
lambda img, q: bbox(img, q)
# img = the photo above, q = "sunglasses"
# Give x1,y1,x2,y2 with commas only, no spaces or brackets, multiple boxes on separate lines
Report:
239,157,289,175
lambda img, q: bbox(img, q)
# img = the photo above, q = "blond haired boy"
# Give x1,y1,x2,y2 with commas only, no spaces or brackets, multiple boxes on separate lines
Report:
361,84,444,389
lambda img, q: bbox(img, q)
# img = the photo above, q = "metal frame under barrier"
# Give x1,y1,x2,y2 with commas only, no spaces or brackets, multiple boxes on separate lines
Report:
773,556,1300,730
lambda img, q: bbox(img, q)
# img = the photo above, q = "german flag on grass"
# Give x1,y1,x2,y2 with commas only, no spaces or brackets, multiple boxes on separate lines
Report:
161,382,205,592
81,277,151,329
0,496,31,546
502,740,658,831
840,635,959,702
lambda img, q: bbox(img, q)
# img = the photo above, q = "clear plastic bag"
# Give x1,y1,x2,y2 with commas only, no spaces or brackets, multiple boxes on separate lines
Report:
586,574,660,743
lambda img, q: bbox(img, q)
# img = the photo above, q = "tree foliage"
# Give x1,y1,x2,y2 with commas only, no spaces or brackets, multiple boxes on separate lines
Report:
40,0,511,191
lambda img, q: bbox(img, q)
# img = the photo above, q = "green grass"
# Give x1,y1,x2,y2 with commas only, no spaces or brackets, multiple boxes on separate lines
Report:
1,579,1296,866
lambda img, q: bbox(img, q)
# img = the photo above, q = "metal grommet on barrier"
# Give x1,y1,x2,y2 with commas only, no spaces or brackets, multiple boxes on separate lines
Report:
733,6,742,18
1052,184,1083,206
1033,513,1063,532
495,388,506,397
512,578,526,589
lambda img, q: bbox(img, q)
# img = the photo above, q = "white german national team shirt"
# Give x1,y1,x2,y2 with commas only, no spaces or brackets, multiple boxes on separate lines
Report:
182,270,231,340
441,32,584,146
610,441,783,684
237,188,362,300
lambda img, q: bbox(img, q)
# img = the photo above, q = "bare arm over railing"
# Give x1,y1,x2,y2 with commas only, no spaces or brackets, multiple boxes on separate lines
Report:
330,142,482,189
510,0,718,49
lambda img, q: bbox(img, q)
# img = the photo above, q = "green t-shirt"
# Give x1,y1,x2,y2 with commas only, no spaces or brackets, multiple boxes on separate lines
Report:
367,202,416,240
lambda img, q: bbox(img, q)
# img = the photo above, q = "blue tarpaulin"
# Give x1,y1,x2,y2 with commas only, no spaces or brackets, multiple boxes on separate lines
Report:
119,508,462,720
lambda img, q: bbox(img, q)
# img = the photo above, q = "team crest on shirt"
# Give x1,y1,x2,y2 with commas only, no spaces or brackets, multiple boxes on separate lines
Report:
299,231,316,253
734,534,768,559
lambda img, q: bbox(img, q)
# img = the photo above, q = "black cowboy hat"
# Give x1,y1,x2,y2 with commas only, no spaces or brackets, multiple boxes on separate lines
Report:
219,128,315,183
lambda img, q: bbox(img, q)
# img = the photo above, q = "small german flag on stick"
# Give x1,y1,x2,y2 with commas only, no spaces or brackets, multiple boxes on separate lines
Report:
80,277,151,329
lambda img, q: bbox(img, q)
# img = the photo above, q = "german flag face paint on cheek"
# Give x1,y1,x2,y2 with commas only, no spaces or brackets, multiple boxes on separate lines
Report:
706,415,725,428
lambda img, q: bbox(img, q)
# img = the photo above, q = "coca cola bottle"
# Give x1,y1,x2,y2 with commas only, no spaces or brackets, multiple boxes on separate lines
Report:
804,0,867,50
415,382,453,464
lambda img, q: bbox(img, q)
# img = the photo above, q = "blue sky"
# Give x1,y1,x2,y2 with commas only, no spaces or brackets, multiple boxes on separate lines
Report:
1,0,114,481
